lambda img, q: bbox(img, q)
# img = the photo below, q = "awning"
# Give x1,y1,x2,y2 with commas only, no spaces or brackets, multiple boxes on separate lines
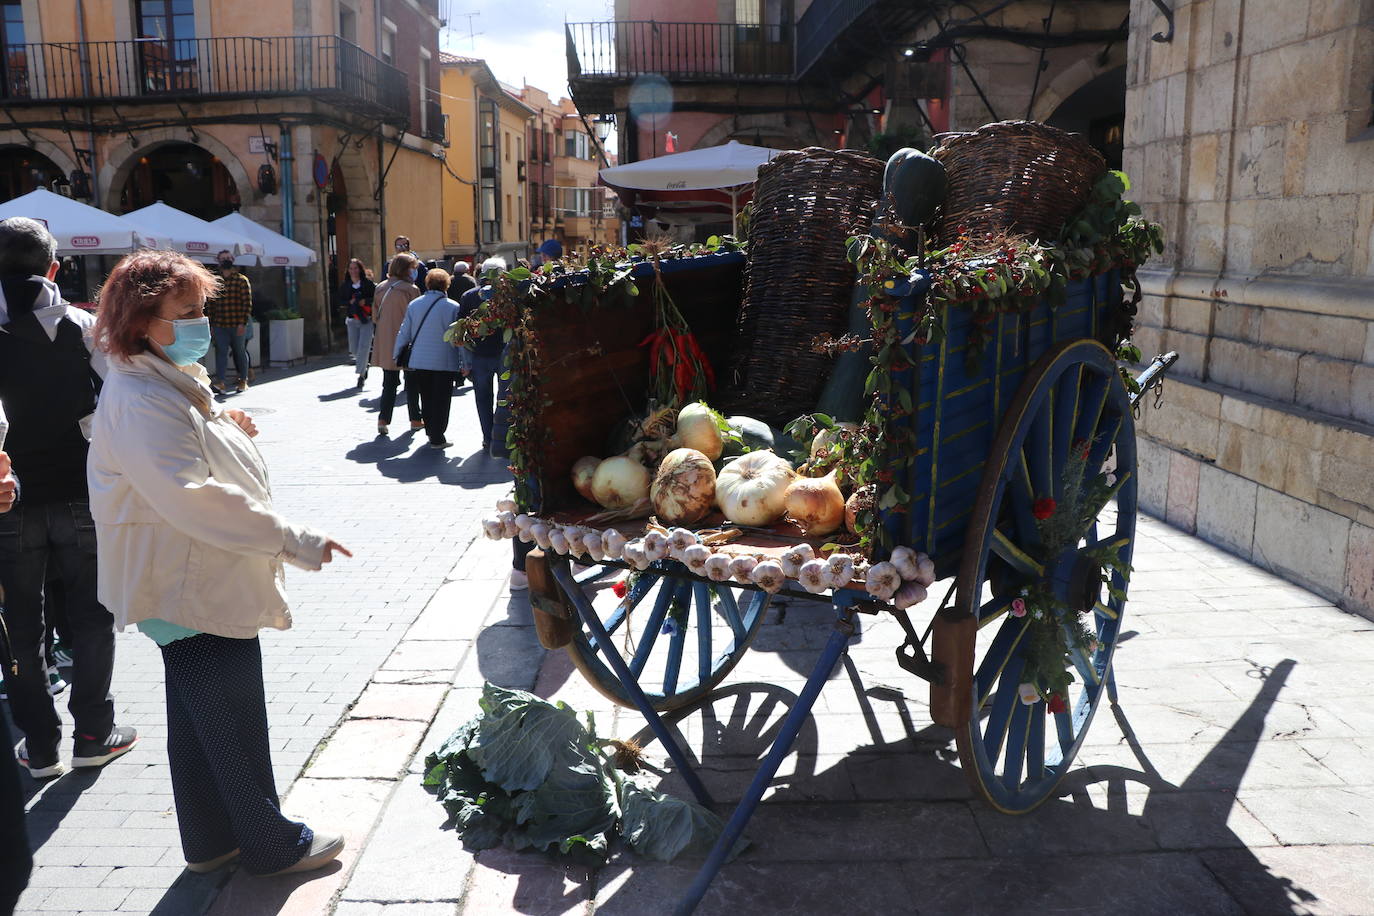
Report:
598,141,783,232
211,212,318,268
0,188,160,255
123,202,260,262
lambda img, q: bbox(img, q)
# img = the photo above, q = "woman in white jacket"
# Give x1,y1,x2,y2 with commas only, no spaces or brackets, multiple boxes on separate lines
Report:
88,250,352,877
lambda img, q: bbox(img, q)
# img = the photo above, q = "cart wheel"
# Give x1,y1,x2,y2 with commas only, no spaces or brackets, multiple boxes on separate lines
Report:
562,562,772,712
941,339,1137,813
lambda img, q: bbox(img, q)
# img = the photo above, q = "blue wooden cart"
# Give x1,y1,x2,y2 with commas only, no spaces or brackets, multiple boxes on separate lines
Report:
520,242,1175,914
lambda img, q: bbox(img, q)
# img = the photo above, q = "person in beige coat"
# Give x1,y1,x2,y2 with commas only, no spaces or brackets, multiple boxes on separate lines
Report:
369,253,422,436
87,249,353,878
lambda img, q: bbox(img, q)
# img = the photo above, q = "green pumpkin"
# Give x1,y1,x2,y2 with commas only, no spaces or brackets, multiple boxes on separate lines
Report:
883,147,947,228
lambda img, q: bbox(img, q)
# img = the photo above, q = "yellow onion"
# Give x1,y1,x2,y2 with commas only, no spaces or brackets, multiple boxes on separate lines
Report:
592,456,651,510
845,485,874,535
671,402,725,461
571,456,601,502
716,450,794,526
784,471,845,536
651,448,717,525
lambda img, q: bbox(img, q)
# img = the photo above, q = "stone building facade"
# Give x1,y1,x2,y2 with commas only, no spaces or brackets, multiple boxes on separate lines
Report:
1124,0,1374,617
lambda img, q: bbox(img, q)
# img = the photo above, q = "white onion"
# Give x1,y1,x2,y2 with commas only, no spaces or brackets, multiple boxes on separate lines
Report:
783,471,845,536
798,559,832,594
591,456,652,510
602,529,627,560
704,554,733,582
780,543,815,578
865,561,901,600
729,556,758,584
651,448,717,524
571,456,601,502
750,560,786,594
672,402,725,461
684,544,711,575
715,450,795,526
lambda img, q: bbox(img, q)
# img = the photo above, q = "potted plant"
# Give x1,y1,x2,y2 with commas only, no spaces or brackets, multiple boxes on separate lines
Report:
265,308,305,367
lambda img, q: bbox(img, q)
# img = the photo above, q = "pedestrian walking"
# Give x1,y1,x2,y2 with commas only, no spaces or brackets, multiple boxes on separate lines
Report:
207,249,252,394
383,236,427,283
393,268,463,449
447,260,477,301
0,216,136,782
457,256,507,452
338,258,376,390
370,253,423,436
88,248,354,877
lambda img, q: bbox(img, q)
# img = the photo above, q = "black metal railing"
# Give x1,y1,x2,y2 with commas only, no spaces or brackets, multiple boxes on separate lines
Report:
795,0,878,76
422,96,447,144
566,21,792,82
0,35,410,123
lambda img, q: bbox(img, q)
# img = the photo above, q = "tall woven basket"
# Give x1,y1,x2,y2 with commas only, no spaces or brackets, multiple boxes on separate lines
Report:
728,147,884,426
931,120,1106,243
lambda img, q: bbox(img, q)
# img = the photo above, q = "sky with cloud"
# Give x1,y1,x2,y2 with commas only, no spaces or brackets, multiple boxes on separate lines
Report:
440,0,615,102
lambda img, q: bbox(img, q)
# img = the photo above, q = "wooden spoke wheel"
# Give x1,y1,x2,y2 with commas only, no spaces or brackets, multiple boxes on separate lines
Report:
940,339,1137,813
562,562,772,712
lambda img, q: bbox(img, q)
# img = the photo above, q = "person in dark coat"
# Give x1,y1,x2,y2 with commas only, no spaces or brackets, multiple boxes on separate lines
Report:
456,257,507,453
336,258,376,390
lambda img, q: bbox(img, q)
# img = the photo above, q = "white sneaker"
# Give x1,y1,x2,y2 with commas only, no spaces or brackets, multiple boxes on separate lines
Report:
509,570,529,592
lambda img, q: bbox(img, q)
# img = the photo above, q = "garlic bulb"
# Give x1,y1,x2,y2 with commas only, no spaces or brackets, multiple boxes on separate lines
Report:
780,543,815,578
499,513,518,540
729,555,758,584
643,530,670,563
893,580,929,609
798,559,832,594
565,526,587,557
548,527,570,556
496,497,517,513
622,540,650,570
530,522,553,550
481,516,503,540
915,553,936,587
668,528,700,560
865,561,901,600
684,544,711,575
515,514,534,534
750,560,786,594
602,529,627,560
582,532,605,561
890,546,921,581
826,553,856,588
704,554,733,582
716,450,795,526
783,471,846,536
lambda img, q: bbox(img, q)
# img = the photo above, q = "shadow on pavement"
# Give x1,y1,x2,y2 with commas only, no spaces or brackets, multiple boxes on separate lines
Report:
342,435,503,487
584,656,1310,915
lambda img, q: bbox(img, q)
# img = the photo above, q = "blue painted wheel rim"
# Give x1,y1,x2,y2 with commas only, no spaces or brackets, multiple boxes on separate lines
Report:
956,340,1138,813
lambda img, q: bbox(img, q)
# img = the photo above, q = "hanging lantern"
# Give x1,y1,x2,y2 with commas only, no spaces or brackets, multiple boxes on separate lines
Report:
257,163,278,195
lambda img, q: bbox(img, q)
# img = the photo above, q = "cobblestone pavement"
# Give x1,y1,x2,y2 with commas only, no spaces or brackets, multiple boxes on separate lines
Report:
12,358,1374,915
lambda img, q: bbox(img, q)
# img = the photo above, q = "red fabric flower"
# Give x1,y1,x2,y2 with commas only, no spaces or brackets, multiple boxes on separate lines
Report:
1032,497,1057,520
612,580,628,599
1047,693,1067,714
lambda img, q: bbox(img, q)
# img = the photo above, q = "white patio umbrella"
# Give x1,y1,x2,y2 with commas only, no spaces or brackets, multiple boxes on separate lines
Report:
0,188,161,255
123,201,260,262
211,212,318,268
598,140,783,235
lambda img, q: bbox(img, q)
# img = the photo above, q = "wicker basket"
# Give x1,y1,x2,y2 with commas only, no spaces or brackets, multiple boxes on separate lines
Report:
726,147,884,426
931,120,1105,244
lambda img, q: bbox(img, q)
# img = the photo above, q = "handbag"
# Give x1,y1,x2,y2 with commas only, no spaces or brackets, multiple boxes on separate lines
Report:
395,294,441,370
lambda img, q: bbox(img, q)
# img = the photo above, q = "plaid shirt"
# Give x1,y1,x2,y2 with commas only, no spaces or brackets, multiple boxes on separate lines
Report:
207,272,253,328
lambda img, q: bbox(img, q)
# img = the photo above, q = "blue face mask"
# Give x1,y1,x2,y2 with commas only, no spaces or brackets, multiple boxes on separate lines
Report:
155,316,212,366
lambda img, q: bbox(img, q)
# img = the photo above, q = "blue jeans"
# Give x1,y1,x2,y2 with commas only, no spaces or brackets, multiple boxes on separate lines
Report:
346,319,375,378
468,352,502,446
211,325,248,384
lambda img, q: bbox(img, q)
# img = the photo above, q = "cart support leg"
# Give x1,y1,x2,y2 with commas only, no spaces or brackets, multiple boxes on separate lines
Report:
548,561,714,807
675,603,859,916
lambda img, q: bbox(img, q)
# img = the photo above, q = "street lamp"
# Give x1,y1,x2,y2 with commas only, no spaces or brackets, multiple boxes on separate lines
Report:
591,114,614,142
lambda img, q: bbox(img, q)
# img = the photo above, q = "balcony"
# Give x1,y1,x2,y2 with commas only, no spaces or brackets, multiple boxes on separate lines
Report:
567,21,793,110
0,35,410,125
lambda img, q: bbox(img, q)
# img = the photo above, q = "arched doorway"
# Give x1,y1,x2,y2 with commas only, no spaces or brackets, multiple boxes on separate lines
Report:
0,146,65,203
1046,66,1126,170
118,142,241,218
325,159,350,337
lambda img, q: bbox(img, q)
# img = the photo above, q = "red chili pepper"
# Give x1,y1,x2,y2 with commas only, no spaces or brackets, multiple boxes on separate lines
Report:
1032,497,1057,520
612,579,628,598
1047,693,1067,714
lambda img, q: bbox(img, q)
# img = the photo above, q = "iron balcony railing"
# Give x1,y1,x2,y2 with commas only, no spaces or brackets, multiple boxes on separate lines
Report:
794,0,879,77
566,21,792,82
0,35,410,124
